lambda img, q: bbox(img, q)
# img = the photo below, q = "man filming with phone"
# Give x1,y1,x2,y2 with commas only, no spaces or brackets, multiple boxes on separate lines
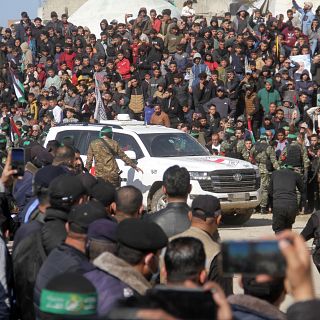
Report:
86,126,143,187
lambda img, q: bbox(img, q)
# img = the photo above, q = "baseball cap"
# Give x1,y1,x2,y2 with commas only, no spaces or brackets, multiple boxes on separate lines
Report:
68,201,107,234
117,219,168,251
34,165,68,190
216,86,225,92
89,179,115,207
49,175,86,202
87,218,117,242
191,195,221,219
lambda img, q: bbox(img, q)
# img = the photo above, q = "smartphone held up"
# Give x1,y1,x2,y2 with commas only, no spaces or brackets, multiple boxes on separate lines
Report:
221,240,286,277
11,148,25,177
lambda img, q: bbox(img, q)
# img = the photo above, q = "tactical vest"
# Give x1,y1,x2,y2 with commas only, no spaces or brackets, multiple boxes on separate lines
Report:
253,142,274,172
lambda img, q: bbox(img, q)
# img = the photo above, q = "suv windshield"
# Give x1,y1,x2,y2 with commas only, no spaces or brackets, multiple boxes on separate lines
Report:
139,133,210,157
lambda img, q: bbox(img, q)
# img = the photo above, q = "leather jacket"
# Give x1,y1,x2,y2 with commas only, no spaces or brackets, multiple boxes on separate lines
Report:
147,202,191,238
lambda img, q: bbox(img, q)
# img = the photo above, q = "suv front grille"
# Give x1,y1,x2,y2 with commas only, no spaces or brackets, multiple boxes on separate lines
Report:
199,169,258,193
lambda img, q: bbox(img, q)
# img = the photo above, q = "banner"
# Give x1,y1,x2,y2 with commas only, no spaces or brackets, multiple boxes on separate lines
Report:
93,77,107,122
289,54,312,79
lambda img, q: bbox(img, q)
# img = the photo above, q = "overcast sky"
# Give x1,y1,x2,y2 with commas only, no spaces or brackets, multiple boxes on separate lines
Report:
0,0,39,26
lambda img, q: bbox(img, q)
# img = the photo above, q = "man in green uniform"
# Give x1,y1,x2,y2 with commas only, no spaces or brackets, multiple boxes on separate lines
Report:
86,126,143,187
279,133,310,212
250,135,279,214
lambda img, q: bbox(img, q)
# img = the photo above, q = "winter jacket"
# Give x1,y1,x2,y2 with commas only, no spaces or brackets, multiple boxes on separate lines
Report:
257,80,281,113
41,207,69,255
116,58,131,80
189,53,211,88
233,6,253,34
292,0,315,34
203,96,231,119
228,294,287,320
192,81,215,110
287,300,320,320
311,61,320,85
146,202,190,238
34,244,94,314
85,252,151,316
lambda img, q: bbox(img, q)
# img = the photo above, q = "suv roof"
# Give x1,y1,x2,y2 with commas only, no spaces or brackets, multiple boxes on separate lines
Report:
55,121,179,134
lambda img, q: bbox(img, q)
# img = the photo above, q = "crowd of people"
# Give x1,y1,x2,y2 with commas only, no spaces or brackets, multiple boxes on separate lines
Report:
0,0,319,319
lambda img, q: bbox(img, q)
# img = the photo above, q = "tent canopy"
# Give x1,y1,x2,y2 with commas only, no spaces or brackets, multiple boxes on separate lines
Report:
69,0,181,36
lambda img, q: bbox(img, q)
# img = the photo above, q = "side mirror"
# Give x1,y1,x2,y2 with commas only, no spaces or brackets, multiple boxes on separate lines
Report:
125,150,137,160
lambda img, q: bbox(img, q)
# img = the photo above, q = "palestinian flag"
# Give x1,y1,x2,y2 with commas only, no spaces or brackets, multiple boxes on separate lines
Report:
9,67,27,104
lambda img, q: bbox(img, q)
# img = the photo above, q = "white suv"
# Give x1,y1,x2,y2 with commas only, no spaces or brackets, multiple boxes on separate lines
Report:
44,119,261,225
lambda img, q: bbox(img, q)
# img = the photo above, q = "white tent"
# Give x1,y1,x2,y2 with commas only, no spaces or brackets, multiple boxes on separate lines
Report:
69,0,181,36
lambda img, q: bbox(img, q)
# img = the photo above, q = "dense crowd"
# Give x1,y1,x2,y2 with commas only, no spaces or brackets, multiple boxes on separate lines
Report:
0,0,319,319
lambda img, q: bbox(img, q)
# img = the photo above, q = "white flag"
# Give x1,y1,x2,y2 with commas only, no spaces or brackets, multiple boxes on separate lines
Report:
94,77,107,122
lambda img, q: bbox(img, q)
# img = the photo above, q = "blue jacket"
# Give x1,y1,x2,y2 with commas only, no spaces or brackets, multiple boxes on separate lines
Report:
85,252,151,316
292,0,315,34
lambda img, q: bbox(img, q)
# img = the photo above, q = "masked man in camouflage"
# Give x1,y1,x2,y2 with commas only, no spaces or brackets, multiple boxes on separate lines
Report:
86,126,143,187
246,134,279,214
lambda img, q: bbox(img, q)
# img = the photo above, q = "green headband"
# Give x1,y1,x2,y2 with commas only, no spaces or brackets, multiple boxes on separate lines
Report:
287,134,297,139
101,127,112,134
283,126,290,130
40,289,97,316
225,128,235,135
23,140,31,146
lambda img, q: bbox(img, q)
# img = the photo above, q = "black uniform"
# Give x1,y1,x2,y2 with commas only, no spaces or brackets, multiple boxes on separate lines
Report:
269,168,304,233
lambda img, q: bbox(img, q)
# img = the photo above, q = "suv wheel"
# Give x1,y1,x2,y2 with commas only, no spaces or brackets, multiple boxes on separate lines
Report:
150,188,168,212
221,209,253,226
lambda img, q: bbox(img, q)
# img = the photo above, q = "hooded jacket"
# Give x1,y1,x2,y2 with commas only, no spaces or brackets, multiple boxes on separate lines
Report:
295,70,315,98
233,6,252,33
85,252,151,316
257,79,281,113
189,53,211,88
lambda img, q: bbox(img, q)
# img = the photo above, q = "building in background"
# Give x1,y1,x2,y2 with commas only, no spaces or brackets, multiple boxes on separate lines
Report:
38,0,87,21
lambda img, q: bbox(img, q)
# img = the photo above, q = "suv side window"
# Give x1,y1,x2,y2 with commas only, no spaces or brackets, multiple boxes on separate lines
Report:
113,133,144,159
55,130,86,154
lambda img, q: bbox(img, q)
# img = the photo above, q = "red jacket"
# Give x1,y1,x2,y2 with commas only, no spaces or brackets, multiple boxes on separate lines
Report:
116,58,131,80
59,52,76,71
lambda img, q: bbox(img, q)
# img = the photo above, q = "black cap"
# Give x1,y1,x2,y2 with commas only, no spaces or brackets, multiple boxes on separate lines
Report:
68,201,107,234
191,195,221,219
49,175,86,202
88,218,117,242
216,86,225,92
89,179,115,207
34,165,68,189
117,219,168,251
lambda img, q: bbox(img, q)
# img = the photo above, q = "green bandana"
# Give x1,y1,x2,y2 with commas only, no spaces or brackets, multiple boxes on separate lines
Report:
40,289,97,316
287,133,297,139
225,128,235,135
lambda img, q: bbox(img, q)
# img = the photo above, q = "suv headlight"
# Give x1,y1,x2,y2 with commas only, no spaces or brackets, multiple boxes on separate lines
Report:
189,172,211,181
